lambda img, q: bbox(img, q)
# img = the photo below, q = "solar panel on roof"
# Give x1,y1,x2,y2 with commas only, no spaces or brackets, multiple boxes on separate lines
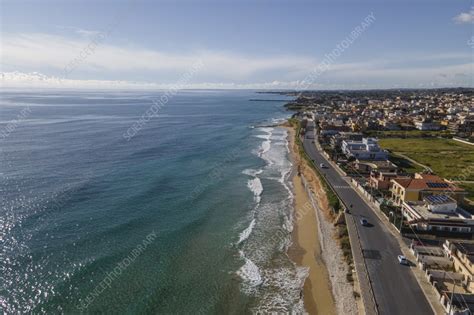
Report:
425,195,451,204
426,182,449,188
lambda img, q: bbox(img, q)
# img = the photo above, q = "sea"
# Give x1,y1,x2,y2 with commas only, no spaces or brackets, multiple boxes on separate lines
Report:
0,89,308,314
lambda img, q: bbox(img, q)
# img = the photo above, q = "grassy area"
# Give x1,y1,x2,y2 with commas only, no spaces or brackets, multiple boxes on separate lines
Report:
365,130,452,138
379,137,474,181
459,183,474,201
388,153,424,174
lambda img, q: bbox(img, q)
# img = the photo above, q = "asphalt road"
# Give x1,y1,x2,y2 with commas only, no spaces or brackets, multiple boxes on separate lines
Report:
302,136,433,315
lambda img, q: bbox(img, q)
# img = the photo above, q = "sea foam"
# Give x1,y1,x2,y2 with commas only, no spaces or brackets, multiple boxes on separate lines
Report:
237,218,256,244
237,250,263,291
247,178,263,203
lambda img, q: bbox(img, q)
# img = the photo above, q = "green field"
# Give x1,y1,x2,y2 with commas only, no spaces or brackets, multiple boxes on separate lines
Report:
365,130,452,138
378,138,474,181
459,183,474,201
387,153,424,174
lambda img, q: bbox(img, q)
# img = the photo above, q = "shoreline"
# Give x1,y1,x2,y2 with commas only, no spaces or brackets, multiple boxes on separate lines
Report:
283,122,359,315
284,124,337,315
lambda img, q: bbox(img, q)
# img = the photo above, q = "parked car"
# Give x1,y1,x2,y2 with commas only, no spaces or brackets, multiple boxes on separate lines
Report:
398,255,408,265
319,163,327,168
360,218,369,226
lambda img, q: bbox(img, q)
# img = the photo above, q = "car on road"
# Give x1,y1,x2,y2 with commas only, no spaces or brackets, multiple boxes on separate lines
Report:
360,218,369,226
398,255,409,265
319,163,327,168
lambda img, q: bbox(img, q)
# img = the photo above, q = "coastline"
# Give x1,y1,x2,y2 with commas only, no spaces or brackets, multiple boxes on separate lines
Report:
284,124,337,315
283,122,359,315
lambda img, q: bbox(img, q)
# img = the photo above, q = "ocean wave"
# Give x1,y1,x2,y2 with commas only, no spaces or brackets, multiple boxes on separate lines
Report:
254,134,271,140
237,218,256,244
237,250,263,292
242,169,263,177
247,178,263,203
236,124,304,312
271,117,287,125
252,265,309,313
255,128,273,161
258,127,274,134
259,140,271,157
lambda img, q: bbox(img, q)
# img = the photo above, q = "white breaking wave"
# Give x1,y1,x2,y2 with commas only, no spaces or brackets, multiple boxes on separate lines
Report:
260,140,271,157
236,124,306,312
237,250,263,292
256,127,273,161
237,219,256,244
254,134,271,140
247,178,263,203
258,127,274,134
242,169,263,177
253,265,309,314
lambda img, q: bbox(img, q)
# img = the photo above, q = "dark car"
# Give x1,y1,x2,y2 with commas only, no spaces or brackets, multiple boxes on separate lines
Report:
360,218,369,226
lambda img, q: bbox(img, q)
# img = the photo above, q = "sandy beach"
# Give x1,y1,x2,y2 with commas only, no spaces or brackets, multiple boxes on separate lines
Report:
284,123,359,315
285,125,337,315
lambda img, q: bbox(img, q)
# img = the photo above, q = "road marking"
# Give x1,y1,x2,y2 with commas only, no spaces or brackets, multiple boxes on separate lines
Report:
333,185,351,189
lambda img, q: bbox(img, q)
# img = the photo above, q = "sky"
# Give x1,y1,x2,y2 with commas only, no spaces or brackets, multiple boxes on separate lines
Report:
1,0,473,89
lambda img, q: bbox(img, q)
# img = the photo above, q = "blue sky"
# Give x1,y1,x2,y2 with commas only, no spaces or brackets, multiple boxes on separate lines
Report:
1,0,473,89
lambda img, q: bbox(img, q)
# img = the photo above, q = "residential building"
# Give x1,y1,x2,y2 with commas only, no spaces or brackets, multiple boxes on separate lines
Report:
443,240,474,293
341,137,388,160
414,118,441,131
391,173,467,205
329,132,363,149
369,172,407,191
401,195,473,234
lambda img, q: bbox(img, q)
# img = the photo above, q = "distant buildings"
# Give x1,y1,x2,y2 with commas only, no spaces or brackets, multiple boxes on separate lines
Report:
414,118,441,131
294,88,473,139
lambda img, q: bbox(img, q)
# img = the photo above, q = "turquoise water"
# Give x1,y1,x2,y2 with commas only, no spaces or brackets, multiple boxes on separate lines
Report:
0,90,305,313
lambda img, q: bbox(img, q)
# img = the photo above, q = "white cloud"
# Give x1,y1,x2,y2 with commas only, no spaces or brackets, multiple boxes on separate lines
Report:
0,33,316,80
453,7,474,24
55,26,104,38
2,66,472,90
1,32,472,89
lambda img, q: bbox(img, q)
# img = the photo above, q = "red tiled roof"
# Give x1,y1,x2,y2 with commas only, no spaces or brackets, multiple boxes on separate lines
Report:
392,175,465,192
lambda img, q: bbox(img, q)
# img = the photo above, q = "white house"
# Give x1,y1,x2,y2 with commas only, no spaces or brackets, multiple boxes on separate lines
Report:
341,137,388,160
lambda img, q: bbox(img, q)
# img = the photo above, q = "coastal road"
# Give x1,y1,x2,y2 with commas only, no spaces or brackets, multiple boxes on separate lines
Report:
302,136,433,315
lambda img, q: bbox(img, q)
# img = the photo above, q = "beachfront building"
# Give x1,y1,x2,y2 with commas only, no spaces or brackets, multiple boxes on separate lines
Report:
401,195,474,234
390,173,467,206
443,240,474,293
341,137,388,160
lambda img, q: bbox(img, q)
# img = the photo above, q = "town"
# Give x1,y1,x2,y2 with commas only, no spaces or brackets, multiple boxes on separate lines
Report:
286,88,474,315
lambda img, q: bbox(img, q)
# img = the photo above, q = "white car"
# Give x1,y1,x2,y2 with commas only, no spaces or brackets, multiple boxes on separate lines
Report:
320,163,327,168
398,255,408,265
